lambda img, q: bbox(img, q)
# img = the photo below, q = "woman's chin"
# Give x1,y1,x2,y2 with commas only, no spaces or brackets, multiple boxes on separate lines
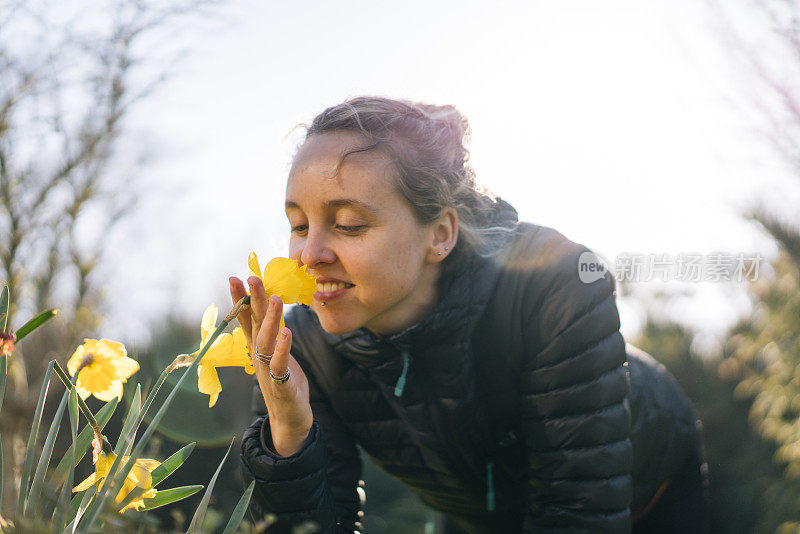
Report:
315,309,361,336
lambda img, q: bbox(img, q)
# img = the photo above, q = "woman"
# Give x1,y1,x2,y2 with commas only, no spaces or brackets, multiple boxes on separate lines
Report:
232,97,707,533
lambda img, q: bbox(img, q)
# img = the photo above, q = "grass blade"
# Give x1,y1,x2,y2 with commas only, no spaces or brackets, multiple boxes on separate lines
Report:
221,481,255,534
53,397,118,482
0,353,5,505
0,428,4,507
150,442,196,487
54,386,81,528
67,486,97,533
15,308,59,342
26,389,68,514
17,360,54,515
139,485,203,511
0,284,8,330
187,437,234,533
115,384,141,456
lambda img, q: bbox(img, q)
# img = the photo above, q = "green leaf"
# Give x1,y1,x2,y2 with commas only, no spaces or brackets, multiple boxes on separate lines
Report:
69,489,86,521
67,485,97,532
53,397,117,482
17,360,53,516
138,485,204,511
0,284,9,331
54,386,81,528
221,481,255,534
14,308,59,342
187,437,235,533
0,428,4,507
115,383,141,456
26,389,68,514
150,442,196,487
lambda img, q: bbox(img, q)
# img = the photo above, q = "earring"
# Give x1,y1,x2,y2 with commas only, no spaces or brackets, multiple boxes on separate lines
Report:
436,251,442,256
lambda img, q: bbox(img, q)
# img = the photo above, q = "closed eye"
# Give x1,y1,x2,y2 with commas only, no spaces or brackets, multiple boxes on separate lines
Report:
336,224,367,233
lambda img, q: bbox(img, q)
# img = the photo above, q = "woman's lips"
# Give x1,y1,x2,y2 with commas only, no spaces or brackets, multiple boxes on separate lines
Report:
314,282,354,303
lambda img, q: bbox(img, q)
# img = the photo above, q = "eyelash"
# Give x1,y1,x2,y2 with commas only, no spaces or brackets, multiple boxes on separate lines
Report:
336,225,366,233
290,224,366,234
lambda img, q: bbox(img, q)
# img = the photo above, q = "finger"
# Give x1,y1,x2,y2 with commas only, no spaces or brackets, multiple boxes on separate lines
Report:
229,277,252,346
268,326,291,381
248,276,269,350
256,295,283,358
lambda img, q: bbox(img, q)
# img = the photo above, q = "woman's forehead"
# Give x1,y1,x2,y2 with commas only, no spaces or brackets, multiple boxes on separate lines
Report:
287,133,397,205
291,131,374,172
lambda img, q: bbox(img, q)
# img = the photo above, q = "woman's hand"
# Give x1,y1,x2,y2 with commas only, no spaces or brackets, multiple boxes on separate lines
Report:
229,276,314,457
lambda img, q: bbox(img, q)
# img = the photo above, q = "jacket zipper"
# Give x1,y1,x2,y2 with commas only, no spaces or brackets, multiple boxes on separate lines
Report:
388,342,497,512
394,350,410,397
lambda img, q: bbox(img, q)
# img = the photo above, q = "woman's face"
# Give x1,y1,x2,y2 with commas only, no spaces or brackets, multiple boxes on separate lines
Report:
285,131,446,336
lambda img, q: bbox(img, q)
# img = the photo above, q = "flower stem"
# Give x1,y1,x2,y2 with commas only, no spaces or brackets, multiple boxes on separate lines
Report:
52,360,112,454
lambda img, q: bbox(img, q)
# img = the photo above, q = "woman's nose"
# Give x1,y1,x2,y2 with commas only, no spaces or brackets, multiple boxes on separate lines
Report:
299,231,336,268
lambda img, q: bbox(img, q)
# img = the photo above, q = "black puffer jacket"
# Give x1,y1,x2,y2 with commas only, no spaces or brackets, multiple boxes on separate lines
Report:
240,200,702,533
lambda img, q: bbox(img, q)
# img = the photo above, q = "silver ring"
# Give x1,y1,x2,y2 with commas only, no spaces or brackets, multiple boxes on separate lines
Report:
270,368,290,384
254,350,272,366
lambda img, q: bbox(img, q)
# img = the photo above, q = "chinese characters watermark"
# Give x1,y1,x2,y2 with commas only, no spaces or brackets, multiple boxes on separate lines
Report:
578,251,764,284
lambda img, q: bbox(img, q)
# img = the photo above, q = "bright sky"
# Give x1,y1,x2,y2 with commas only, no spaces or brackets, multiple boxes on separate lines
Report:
100,0,796,354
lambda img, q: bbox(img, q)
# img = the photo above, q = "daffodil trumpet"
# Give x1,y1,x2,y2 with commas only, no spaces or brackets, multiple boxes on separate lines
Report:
83,296,248,528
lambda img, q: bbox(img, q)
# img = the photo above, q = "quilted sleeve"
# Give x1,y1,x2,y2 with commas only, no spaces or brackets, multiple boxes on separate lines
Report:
519,243,632,533
241,358,363,532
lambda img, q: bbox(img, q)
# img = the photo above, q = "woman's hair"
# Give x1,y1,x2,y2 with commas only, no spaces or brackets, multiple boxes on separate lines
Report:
301,96,517,263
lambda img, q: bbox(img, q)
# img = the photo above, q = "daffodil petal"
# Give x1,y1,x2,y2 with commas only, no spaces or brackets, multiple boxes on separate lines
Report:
67,345,85,376
97,339,127,359
200,305,218,346
136,459,161,472
122,499,145,513
73,473,97,492
202,334,235,365
248,252,261,279
198,364,222,399
112,356,140,380
262,258,301,301
76,384,92,400
208,391,219,408
131,462,153,489
93,380,123,402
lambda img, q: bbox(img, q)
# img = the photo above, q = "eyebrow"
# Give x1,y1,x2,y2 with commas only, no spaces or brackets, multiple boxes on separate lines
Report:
285,198,380,216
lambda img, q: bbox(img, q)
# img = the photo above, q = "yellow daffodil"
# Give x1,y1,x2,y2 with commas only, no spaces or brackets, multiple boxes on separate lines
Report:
248,253,317,332
195,304,254,408
67,339,139,401
73,450,160,512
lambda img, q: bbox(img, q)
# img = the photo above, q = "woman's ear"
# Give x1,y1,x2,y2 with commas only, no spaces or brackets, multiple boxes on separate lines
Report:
428,207,458,263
